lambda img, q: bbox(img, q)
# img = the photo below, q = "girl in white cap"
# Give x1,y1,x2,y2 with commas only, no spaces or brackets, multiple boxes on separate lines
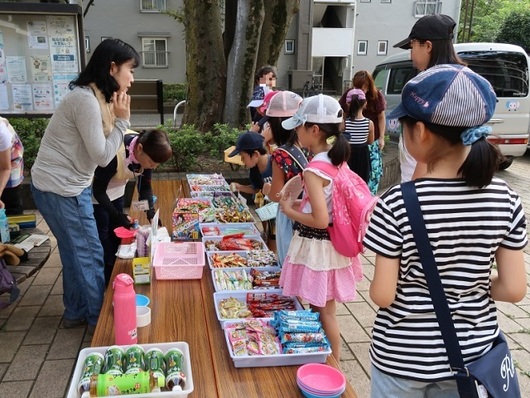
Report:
279,94,362,362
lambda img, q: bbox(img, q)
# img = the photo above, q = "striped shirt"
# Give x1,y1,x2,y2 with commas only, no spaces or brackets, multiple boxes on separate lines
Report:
363,178,527,381
344,117,370,145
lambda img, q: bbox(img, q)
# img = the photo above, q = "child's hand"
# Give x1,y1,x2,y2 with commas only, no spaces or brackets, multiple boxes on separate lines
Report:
262,182,271,196
279,191,295,213
249,122,260,132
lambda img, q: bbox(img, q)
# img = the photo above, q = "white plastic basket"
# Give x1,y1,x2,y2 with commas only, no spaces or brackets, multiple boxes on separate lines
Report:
67,341,194,398
223,321,331,368
152,242,205,280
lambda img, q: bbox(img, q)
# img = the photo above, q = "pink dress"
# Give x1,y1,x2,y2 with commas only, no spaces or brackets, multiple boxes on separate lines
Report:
279,153,363,307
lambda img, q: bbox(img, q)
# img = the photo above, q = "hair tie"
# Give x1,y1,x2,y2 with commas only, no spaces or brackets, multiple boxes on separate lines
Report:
326,135,337,145
460,126,491,146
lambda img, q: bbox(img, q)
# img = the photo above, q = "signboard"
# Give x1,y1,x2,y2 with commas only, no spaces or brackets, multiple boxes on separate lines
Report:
0,3,84,116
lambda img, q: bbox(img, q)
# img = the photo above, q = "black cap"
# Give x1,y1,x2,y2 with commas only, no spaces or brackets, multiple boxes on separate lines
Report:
393,14,456,50
228,131,265,157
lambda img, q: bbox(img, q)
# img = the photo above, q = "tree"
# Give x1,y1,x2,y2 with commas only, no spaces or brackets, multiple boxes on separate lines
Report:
171,0,300,132
496,10,530,52
459,0,530,43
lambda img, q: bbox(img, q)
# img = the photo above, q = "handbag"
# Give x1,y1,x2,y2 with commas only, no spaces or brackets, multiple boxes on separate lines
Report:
401,181,521,398
0,258,20,309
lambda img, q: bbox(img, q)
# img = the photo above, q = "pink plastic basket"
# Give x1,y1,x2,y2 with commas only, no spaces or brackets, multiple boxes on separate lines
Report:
152,242,205,280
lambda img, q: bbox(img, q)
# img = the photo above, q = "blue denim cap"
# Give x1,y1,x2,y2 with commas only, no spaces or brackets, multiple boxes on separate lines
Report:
228,131,265,157
387,64,497,127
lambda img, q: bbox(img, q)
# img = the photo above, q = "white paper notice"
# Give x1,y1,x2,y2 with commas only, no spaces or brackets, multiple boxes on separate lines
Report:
27,20,48,50
6,56,28,83
11,84,33,111
33,83,54,111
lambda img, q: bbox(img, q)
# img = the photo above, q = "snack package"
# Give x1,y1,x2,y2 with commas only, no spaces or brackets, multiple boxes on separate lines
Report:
172,211,200,240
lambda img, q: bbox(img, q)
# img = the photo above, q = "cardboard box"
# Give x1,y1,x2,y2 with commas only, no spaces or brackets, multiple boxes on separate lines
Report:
172,211,200,240
131,256,151,284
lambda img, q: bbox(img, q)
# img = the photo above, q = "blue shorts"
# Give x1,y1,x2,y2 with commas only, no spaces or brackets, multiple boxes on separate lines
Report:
370,364,459,398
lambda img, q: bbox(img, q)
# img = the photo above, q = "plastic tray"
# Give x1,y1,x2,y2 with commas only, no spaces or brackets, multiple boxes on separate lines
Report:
207,250,278,270
199,222,261,237
211,267,281,292
223,321,331,368
213,290,303,327
152,242,205,280
186,173,228,186
202,235,267,252
67,341,194,398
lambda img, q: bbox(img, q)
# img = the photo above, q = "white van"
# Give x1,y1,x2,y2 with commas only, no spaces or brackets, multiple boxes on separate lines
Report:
373,42,530,169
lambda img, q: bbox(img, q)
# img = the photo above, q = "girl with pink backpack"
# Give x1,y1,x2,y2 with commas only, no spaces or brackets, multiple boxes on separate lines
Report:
279,94,364,362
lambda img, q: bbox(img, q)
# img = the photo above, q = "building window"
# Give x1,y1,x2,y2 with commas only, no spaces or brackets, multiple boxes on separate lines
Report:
357,40,368,56
85,36,90,53
381,0,392,2
142,38,168,67
377,41,388,55
284,39,295,54
414,0,442,16
140,0,166,12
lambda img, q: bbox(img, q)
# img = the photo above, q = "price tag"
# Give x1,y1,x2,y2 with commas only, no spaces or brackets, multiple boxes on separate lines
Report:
132,200,149,211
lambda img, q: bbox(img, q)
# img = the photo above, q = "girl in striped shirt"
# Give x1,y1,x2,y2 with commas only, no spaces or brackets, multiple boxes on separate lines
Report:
343,88,374,183
364,64,527,397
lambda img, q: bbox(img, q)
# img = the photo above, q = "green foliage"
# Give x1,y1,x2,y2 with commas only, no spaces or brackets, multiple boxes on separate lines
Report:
158,122,240,172
459,0,530,43
9,117,49,171
163,83,187,102
202,123,241,158
496,10,530,52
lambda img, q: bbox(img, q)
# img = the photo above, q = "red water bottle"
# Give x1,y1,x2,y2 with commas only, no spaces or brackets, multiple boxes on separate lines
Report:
113,273,137,345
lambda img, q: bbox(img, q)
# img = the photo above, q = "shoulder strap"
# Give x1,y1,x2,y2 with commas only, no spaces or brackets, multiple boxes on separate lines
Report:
305,160,340,178
277,145,308,170
401,182,478,397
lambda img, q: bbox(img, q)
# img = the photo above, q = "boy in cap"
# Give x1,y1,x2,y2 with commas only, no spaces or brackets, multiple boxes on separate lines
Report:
229,131,272,196
364,64,527,396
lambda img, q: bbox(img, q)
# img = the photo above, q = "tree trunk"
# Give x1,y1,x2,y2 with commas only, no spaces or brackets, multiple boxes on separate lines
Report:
256,0,300,69
182,0,226,132
180,0,300,131
222,0,265,128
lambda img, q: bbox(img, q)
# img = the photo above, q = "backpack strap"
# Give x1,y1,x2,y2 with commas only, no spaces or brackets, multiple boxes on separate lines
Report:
305,160,343,178
300,160,344,208
276,145,309,170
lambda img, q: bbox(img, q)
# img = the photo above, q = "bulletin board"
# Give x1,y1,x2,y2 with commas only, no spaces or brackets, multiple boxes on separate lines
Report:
0,3,84,116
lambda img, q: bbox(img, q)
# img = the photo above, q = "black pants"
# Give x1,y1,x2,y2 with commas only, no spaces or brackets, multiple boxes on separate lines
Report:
2,185,24,215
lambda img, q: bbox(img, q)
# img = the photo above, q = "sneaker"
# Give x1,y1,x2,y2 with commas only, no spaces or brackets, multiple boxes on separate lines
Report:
62,318,86,328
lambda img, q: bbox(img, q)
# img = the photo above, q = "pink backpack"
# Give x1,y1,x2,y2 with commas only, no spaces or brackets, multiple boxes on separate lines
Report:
304,160,378,257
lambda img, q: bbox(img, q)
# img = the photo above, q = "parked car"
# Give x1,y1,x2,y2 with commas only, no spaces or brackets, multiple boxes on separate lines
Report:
373,42,530,169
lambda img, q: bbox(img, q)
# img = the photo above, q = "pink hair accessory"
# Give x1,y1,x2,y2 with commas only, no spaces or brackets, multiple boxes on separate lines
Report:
346,88,366,103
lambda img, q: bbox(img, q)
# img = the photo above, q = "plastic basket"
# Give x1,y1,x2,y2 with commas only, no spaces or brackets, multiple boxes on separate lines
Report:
152,242,205,280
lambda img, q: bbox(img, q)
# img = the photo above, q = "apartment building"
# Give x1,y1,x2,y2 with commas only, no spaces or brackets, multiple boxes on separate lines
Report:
82,0,461,94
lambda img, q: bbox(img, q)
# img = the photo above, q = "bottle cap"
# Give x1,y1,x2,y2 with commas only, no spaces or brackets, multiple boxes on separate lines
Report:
113,273,135,293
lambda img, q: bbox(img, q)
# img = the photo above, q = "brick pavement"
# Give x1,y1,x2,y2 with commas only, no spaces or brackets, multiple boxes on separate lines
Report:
0,141,529,397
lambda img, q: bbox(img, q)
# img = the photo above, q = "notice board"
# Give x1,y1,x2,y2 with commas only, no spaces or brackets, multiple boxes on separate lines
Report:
0,3,84,116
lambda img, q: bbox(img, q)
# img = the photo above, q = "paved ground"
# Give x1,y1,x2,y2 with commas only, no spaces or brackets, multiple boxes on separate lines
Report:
0,139,529,397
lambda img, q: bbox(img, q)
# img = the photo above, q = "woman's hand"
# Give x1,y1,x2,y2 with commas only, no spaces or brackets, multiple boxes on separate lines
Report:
112,91,131,120
378,137,385,150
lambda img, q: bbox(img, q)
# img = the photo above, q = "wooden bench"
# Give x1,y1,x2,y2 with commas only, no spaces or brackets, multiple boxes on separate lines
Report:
128,79,164,125
6,228,51,285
